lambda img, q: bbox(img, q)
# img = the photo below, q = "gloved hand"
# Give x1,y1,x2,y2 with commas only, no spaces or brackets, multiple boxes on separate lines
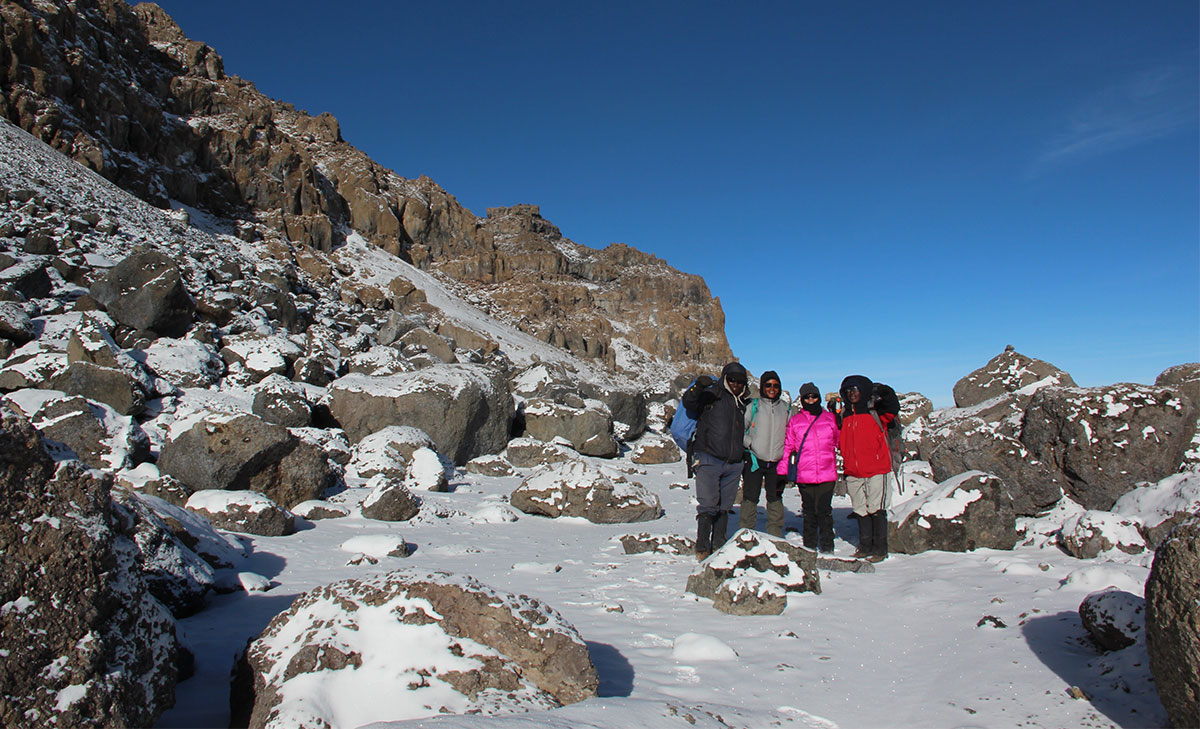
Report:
695,375,714,389
826,392,842,414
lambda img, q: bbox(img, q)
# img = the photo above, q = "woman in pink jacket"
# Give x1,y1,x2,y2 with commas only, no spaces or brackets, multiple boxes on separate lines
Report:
777,382,840,552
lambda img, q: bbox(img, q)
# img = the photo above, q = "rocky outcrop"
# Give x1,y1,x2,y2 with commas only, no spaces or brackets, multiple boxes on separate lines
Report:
1079,588,1144,652
157,414,332,508
952,346,1075,408
619,533,695,555
327,365,511,465
889,472,1018,554
1144,518,1200,728
1058,510,1146,559
0,406,178,728
88,248,196,337
510,460,662,523
921,351,1197,515
523,395,618,458
185,489,296,537
359,475,421,522
685,530,821,615
1021,384,1196,510
0,1,731,374
230,569,598,728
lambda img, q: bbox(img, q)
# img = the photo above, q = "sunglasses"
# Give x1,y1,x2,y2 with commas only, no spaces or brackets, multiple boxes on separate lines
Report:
802,394,819,401
763,382,781,389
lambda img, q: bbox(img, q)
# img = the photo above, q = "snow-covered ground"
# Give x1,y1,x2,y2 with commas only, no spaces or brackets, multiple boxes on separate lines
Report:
157,457,1165,729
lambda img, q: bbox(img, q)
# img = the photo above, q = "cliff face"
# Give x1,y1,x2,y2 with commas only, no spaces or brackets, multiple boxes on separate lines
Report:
0,0,733,371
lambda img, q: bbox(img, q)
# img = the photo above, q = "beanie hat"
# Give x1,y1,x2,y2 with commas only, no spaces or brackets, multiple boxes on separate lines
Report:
721,361,748,384
799,382,820,399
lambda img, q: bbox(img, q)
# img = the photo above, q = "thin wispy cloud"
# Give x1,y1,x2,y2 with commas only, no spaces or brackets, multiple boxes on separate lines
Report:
1027,65,1198,178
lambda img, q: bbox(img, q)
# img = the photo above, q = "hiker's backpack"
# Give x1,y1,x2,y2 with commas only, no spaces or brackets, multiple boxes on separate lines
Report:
669,377,706,450
869,382,904,474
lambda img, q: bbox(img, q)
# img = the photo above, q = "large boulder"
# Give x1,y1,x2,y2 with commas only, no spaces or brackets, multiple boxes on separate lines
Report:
522,395,618,458
510,460,662,523
1058,510,1146,559
185,490,296,537
952,347,1075,408
359,475,421,522
1020,384,1196,510
142,336,225,388
327,365,511,465
504,437,577,469
889,471,1018,554
1113,471,1200,550
1144,518,1200,728
685,530,821,615
630,432,682,465
0,407,178,728
250,374,313,428
1079,588,1145,652
158,414,332,508
111,487,217,617
230,569,598,728
348,425,437,480
0,339,69,392
87,248,195,337
0,301,34,344
926,416,1066,516
19,393,150,470
1156,363,1200,409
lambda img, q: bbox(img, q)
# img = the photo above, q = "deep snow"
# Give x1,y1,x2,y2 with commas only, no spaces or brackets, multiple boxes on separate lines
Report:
156,457,1168,729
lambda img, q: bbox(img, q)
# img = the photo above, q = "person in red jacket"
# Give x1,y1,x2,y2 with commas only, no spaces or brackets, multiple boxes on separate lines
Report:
834,374,896,562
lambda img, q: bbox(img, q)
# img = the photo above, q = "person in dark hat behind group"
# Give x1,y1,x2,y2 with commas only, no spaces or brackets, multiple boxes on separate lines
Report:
682,361,750,560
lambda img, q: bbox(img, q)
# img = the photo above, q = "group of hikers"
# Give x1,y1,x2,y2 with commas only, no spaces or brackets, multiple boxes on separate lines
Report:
679,362,901,563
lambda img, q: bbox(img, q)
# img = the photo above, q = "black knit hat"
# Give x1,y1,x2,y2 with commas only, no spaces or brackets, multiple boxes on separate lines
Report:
721,361,748,384
760,370,781,389
799,382,820,399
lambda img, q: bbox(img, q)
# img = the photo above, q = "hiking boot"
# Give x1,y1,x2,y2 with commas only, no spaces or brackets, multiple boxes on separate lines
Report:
765,500,785,537
696,551,712,562
854,513,874,558
712,512,731,550
737,500,758,531
695,512,715,555
866,552,887,563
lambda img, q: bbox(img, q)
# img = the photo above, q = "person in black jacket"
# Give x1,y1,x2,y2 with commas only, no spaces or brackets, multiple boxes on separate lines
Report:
682,361,749,560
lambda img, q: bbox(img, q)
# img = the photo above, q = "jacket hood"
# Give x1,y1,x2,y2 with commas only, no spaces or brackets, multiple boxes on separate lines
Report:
721,361,748,384
840,374,874,415
759,370,781,401
799,381,822,415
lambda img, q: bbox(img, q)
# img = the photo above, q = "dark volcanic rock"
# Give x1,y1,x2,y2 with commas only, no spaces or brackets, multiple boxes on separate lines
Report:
88,249,195,337
231,569,598,728
889,472,1019,554
0,406,177,729
1144,518,1200,728
1020,384,1196,510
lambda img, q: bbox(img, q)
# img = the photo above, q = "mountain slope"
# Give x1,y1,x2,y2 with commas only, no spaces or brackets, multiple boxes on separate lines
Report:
0,0,732,373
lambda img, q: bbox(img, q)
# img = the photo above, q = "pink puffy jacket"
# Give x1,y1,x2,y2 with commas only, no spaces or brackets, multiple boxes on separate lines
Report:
775,410,840,483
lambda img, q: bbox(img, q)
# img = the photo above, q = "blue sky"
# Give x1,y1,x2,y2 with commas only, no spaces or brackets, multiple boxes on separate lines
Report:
155,1,1199,406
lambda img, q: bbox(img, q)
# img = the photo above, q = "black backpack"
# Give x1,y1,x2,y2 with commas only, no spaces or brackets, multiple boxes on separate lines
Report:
869,383,904,480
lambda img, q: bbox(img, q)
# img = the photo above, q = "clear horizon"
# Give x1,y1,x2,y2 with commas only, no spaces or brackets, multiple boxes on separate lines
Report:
153,0,1200,407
